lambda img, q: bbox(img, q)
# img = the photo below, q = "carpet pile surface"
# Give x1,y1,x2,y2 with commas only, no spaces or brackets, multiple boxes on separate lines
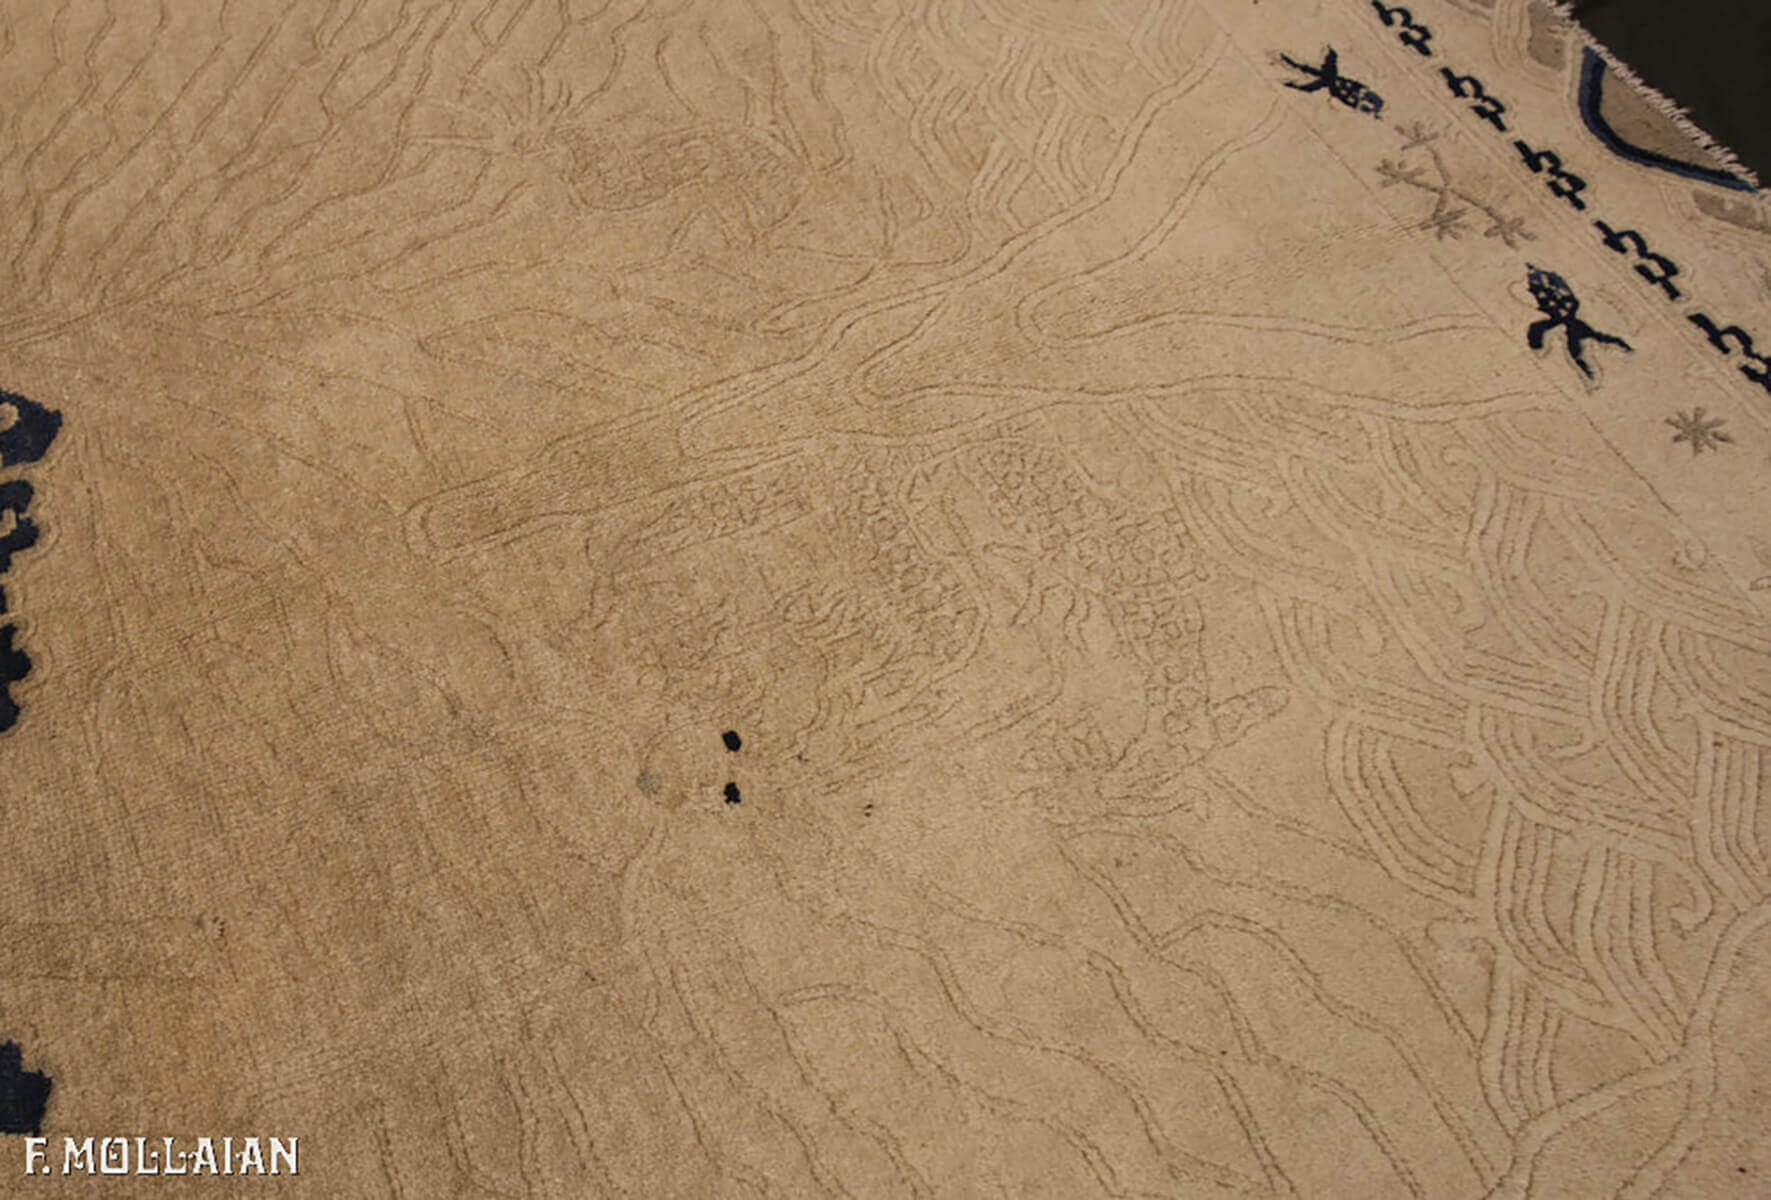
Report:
3,0,1770,1194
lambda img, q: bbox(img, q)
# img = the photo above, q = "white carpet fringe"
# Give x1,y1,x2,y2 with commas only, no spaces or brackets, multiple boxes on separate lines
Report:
1537,0,1762,192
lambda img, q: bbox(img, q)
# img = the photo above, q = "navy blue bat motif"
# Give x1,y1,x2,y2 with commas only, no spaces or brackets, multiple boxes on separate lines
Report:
1526,265,1632,378
1281,48,1384,116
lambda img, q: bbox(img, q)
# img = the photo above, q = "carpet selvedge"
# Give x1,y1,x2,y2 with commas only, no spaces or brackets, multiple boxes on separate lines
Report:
1576,48,1754,194
0,1041,51,1137
0,389,62,735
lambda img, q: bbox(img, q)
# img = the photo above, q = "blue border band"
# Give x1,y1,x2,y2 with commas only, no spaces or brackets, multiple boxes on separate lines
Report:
1577,48,1754,193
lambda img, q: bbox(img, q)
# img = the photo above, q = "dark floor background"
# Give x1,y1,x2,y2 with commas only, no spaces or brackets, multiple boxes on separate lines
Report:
1573,0,1771,185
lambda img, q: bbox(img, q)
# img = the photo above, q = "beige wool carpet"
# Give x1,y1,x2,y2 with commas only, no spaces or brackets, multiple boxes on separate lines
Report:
3,0,1771,1195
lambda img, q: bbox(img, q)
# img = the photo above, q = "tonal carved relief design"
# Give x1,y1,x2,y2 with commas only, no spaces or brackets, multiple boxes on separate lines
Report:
2,0,1769,1194
1377,124,1535,245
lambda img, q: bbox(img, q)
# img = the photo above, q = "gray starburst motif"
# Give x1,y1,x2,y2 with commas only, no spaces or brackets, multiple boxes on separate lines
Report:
1377,142,1533,248
1397,121,1440,151
1481,214,1533,248
1419,204,1468,239
1376,158,1428,188
1666,407,1734,454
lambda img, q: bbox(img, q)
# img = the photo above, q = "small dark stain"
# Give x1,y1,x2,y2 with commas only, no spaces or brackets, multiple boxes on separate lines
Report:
0,1041,51,1136
635,770,660,794
723,782,741,805
722,730,742,752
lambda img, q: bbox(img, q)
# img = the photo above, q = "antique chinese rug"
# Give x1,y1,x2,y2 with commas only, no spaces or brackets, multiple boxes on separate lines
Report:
3,0,1770,1194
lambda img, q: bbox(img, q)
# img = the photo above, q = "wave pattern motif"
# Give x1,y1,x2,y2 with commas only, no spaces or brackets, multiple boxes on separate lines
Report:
3,0,1769,1195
